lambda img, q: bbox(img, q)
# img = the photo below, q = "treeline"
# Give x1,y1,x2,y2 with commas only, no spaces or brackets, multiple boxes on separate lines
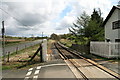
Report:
4,36,25,39
3,35,47,41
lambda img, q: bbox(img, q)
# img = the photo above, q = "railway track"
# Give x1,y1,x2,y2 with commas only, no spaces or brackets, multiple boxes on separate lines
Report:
54,43,120,80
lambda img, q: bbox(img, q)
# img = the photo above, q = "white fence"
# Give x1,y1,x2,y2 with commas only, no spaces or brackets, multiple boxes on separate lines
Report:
90,42,120,58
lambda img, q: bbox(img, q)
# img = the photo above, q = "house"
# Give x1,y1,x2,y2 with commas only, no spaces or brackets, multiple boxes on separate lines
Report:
90,5,120,58
102,5,120,42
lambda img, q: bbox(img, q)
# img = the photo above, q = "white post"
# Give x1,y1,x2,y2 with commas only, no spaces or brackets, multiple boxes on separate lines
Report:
42,39,47,61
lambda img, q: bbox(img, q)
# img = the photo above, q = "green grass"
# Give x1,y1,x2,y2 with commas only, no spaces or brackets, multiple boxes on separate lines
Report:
60,39,74,47
2,44,40,70
2,66,11,70
0,65,2,70
4,49,24,58
5,41,21,45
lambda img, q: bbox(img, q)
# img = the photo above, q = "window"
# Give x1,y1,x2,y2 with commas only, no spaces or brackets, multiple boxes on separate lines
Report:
106,39,110,42
112,20,120,29
115,39,120,42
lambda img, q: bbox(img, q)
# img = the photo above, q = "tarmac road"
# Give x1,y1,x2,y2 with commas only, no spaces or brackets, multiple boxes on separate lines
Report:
2,40,42,56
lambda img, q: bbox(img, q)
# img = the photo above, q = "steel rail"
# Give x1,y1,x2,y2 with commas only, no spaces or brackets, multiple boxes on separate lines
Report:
54,43,89,80
57,42,120,80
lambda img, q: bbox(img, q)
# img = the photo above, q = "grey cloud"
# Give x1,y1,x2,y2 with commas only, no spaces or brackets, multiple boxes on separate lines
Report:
55,27,64,30
5,26,32,36
2,0,114,36
19,13,46,26
3,2,48,27
18,27,31,30
55,21,72,30
5,27,19,35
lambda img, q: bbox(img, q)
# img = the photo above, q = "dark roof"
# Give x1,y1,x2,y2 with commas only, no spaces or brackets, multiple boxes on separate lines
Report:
102,6,120,27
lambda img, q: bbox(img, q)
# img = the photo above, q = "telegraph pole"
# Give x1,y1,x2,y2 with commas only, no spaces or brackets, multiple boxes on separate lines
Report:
2,21,5,63
42,32,43,43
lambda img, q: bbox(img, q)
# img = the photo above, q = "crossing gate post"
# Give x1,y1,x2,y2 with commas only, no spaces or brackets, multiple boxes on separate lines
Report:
40,44,43,62
42,39,47,62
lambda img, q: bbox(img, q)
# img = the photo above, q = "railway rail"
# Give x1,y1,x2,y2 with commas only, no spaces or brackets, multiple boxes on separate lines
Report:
54,42,120,80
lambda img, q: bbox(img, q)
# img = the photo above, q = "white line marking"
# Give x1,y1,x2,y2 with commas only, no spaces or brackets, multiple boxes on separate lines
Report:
34,70,40,75
24,77,29,80
25,63,66,79
26,71,32,76
33,75,38,78
42,63,66,67
29,68,33,71
36,66,41,69
33,75,38,80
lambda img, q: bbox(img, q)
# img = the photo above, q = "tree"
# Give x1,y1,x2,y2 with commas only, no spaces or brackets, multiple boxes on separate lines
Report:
69,8,104,45
86,8,104,41
69,11,90,44
50,33,60,41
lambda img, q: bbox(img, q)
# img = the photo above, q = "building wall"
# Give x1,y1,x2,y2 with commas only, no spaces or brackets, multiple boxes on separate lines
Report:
105,9,120,42
118,8,120,40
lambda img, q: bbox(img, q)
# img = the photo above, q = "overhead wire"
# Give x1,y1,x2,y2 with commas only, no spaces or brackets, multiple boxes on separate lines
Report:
0,7,28,27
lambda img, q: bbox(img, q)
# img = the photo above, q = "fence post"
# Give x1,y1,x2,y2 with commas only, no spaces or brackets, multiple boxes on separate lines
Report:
25,45,26,48
7,52,10,62
16,46,18,54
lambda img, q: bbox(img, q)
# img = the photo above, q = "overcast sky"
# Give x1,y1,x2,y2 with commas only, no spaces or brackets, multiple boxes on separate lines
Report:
0,0,119,37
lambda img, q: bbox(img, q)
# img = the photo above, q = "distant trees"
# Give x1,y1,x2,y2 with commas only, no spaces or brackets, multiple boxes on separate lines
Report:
50,33,60,41
69,8,104,45
35,36,47,40
4,35,47,41
5,36,24,39
59,34,72,40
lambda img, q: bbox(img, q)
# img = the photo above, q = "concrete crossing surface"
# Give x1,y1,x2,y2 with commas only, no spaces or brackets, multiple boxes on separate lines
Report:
24,63,76,80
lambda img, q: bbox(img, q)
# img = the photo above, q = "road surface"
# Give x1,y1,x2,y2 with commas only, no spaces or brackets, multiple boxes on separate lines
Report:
3,40,42,55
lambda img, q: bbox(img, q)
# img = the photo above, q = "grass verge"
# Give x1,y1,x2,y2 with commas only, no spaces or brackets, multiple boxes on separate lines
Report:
60,39,74,47
2,44,41,70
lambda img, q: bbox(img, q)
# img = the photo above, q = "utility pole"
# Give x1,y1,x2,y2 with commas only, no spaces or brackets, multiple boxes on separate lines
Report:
2,21,5,63
42,32,43,43
31,34,34,40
